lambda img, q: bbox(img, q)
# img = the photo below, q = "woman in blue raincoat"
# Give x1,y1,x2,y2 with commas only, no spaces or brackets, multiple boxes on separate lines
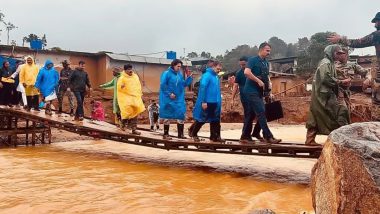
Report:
191,61,224,143
159,59,192,139
35,59,59,115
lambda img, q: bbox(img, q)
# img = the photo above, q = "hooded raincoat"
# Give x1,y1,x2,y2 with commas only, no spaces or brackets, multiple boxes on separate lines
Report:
306,45,350,135
117,71,145,120
91,101,105,121
159,67,193,120
193,68,222,122
35,60,59,98
19,56,40,96
99,73,120,114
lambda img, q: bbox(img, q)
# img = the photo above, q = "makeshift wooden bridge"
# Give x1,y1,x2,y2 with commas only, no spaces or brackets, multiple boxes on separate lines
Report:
0,106,322,158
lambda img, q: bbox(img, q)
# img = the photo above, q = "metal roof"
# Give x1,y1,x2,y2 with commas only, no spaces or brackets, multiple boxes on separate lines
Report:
106,53,191,66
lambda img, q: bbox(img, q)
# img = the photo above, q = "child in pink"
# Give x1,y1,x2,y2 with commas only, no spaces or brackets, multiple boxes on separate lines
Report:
91,101,105,121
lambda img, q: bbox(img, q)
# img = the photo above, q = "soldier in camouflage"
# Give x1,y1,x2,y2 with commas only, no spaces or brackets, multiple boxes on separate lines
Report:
335,47,369,110
328,12,380,105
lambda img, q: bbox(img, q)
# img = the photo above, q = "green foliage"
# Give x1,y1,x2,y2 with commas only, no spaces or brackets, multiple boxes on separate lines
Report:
268,36,288,58
23,33,47,48
187,51,198,58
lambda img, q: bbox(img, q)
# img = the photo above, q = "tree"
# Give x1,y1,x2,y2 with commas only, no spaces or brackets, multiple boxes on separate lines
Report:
200,51,211,58
187,51,198,58
221,44,258,73
3,22,17,45
295,32,334,75
22,33,47,48
268,36,288,58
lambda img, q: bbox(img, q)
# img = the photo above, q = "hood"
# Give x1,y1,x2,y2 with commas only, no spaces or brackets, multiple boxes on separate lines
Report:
324,44,341,61
43,59,54,69
94,101,102,108
25,55,35,66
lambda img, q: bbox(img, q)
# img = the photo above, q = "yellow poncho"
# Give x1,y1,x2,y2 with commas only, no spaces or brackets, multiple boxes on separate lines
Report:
117,72,145,119
19,57,40,96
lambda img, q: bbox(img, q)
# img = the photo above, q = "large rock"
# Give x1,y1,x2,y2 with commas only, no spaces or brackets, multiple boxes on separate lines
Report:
311,122,380,213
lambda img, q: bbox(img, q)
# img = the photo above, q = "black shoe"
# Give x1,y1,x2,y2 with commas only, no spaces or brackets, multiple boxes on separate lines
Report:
156,125,160,130
150,126,154,131
211,137,226,143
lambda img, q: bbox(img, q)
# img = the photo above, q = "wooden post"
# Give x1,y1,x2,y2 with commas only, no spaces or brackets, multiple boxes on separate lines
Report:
26,119,29,145
7,116,12,145
13,117,18,147
48,127,51,144
32,121,36,146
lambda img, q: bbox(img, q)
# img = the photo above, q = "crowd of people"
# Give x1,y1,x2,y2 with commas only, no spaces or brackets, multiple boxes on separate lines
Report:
0,12,378,145
0,56,92,121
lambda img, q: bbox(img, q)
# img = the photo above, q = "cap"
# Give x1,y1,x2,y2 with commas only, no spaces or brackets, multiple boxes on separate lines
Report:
371,12,380,23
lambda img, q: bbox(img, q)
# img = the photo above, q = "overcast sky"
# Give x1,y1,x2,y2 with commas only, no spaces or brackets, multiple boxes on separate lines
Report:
0,0,378,57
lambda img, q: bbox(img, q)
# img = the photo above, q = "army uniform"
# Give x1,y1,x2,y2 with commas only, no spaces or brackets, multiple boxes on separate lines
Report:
335,61,368,108
338,26,380,104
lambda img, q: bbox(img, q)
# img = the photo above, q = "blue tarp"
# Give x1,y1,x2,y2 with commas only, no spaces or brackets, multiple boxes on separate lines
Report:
0,56,18,71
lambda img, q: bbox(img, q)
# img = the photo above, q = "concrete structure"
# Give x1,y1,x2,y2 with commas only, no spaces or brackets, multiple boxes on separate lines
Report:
0,45,191,93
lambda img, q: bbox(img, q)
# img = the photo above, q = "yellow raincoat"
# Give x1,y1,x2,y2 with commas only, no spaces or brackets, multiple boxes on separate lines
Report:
19,56,40,96
117,72,145,119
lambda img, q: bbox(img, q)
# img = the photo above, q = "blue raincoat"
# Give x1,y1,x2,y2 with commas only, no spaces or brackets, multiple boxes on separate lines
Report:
35,59,59,97
159,67,193,120
193,68,221,122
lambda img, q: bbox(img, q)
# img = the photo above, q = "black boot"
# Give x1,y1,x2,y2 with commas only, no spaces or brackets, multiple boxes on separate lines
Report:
150,125,154,131
69,109,74,116
191,121,204,142
177,124,186,139
163,124,172,140
156,125,160,130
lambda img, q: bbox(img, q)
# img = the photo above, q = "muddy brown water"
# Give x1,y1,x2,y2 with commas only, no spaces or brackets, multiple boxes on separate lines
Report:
0,137,315,214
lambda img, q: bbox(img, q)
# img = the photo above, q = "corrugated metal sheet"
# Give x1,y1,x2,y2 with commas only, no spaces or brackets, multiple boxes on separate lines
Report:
106,53,191,66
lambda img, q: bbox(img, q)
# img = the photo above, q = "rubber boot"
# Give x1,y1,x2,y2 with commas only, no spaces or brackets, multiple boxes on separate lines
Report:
177,124,186,139
163,124,172,140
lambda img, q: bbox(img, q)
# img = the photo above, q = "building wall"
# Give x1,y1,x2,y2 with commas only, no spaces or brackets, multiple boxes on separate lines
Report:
0,49,101,88
271,76,307,96
108,59,170,92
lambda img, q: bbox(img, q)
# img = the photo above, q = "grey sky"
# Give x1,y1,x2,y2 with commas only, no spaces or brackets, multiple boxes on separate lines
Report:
0,0,378,57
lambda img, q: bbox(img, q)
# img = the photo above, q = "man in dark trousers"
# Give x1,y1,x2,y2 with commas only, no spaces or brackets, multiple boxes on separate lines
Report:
244,42,281,144
68,61,92,121
58,60,74,115
232,56,263,143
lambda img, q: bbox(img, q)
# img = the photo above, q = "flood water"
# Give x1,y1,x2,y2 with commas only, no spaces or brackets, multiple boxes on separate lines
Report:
0,140,314,214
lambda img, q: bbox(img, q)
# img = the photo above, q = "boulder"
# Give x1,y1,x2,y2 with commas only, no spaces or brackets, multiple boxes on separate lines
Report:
311,122,380,213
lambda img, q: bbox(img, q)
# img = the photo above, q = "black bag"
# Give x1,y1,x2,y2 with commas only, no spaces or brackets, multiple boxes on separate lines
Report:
265,100,284,122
